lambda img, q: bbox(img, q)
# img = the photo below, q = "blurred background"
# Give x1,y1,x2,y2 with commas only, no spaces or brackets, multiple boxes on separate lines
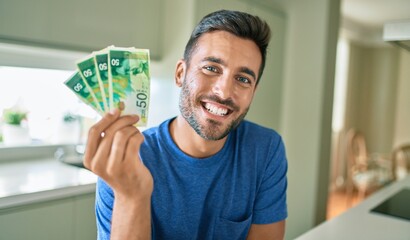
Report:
0,0,409,239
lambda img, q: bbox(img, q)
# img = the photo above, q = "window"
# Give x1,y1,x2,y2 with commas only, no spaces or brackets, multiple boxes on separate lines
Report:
0,66,99,146
0,42,180,152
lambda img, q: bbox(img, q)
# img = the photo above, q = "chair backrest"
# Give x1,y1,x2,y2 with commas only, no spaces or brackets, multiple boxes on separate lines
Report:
346,129,368,171
392,144,410,180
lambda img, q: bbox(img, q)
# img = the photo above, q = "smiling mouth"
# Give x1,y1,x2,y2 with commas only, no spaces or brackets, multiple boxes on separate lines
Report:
203,102,231,116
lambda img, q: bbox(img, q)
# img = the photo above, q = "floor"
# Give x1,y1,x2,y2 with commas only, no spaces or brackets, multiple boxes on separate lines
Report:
326,189,363,219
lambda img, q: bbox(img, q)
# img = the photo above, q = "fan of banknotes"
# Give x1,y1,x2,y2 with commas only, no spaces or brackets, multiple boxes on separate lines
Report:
64,46,151,127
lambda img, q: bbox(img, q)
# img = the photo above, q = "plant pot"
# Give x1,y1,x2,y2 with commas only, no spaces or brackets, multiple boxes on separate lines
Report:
51,121,81,144
2,124,31,146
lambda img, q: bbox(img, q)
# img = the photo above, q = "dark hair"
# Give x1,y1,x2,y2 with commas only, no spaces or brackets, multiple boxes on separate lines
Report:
183,9,271,84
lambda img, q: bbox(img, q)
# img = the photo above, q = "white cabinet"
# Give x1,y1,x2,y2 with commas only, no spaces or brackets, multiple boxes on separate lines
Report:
0,0,163,60
0,193,96,240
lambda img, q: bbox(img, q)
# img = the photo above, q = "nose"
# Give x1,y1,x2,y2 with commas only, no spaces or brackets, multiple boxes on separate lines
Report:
212,75,234,100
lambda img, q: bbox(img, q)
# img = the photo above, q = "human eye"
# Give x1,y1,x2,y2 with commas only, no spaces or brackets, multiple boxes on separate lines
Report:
236,76,252,85
203,65,218,73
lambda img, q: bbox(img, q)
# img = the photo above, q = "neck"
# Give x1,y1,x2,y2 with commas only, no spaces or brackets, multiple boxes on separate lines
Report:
169,116,227,158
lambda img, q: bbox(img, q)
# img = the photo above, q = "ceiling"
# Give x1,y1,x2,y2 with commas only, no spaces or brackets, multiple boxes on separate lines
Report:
342,0,410,29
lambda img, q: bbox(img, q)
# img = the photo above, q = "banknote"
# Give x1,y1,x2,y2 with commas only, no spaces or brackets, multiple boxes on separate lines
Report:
108,47,150,126
64,72,103,115
107,47,134,111
77,54,107,112
93,47,112,110
64,46,151,125
128,49,150,126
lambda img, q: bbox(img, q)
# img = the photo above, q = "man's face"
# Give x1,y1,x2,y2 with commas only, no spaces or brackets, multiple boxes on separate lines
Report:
176,31,262,140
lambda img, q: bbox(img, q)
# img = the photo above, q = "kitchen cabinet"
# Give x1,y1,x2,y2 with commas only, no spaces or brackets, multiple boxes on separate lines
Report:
195,0,287,130
0,0,163,60
73,193,97,240
0,193,96,240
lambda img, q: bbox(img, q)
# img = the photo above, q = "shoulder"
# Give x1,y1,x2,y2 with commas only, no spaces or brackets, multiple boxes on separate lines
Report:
234,121,287,170
238,120,280,136
235,120,283,148
142,118,173,143
139,118,176,163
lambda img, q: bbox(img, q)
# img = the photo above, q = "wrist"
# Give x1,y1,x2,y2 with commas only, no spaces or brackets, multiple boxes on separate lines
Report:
114,191,152,205
111,194,152,240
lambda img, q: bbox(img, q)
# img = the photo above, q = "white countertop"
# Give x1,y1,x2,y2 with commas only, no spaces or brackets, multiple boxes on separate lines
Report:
0,158,97,209
296,176,410,240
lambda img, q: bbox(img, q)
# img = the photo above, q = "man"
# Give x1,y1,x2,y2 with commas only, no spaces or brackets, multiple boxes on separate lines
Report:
84,9,288,240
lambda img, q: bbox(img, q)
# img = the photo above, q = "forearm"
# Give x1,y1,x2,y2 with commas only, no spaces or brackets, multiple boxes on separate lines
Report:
111,196,152,240
247,221,285,240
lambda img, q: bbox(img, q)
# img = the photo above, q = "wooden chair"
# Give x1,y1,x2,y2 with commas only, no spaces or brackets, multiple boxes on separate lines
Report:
391,144,410,181
345,129,391,205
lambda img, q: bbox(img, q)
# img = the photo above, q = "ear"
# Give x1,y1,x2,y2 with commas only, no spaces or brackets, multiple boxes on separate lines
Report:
174,59,186,88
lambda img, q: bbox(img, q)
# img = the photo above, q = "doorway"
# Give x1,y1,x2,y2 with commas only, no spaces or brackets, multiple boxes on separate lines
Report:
326,23,403,219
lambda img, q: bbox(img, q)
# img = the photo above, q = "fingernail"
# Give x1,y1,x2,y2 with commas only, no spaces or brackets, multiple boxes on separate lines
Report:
109,108,119,115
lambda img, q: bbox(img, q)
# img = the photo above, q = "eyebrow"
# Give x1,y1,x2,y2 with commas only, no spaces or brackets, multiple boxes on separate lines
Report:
202,56,225,65
202,56,257,81
239,67,256,81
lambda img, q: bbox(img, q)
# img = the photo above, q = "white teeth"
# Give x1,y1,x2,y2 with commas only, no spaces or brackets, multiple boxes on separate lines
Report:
204,102,228,116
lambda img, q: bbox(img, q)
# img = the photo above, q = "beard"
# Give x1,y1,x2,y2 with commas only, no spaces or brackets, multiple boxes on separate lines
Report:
178,78,249,141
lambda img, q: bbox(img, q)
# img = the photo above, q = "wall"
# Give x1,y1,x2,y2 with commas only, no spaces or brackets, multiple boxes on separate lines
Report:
393,49,410,148
344,42,399,154
278,0,340,239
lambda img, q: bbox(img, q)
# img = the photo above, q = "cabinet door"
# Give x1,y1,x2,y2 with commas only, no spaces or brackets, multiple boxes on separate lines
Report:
0,198,74,240
73,193,97,240
0,0,163,60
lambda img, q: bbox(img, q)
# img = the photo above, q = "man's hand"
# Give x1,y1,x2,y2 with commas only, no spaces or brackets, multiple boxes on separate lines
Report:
84,109,153,240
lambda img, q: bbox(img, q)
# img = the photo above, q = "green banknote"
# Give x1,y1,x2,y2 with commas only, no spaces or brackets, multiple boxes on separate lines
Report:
64,46,151,125
108,47,134,111
77,54,107,112
93,47,112,110
129,49,150,126
64,72,103,115
108,47,150,126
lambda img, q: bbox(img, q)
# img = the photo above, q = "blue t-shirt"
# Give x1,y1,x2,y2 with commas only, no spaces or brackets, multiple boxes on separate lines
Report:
96,118,288,240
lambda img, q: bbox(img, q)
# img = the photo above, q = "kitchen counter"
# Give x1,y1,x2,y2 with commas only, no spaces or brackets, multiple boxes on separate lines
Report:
0,158,97,209
296,175,410,240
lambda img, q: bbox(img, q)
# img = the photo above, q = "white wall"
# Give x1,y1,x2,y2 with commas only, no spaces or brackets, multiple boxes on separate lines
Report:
393,50,410,148
344,43,399,153
278,0,340,239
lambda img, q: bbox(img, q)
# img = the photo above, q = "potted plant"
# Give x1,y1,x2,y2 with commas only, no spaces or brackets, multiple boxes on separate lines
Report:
51,112,82,144
2,108,31,145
